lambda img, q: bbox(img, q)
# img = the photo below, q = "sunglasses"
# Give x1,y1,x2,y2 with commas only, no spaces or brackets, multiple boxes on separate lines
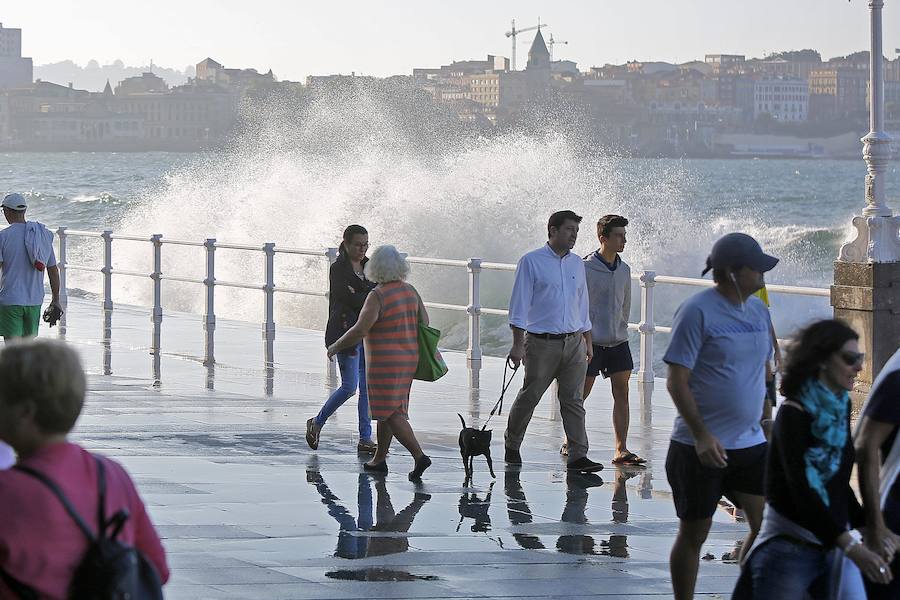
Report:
840,351,865,367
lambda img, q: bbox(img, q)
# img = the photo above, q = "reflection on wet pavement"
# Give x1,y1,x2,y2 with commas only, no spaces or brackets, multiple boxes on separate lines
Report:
307,466,431,559
457,481,494,533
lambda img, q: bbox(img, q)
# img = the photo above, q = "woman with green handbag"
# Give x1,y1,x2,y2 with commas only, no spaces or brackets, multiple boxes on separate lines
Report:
327,245,440,481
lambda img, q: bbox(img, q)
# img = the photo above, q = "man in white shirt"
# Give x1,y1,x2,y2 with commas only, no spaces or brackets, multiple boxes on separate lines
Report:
0,193,61,341
505,210,604,473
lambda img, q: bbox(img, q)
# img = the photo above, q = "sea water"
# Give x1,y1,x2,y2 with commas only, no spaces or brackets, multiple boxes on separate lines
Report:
0,92,894,368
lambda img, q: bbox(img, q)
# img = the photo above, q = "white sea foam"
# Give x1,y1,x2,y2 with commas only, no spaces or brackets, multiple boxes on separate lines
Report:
63,86,838,355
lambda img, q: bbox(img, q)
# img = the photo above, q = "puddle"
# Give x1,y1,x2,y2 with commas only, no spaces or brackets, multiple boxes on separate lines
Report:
325,568,440,582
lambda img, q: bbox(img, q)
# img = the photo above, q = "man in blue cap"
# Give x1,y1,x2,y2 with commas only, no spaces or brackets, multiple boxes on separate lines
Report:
0,193,61,340
663,232,778,600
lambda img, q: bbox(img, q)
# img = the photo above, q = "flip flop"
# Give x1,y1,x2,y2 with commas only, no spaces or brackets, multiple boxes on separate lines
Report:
611,452,647,466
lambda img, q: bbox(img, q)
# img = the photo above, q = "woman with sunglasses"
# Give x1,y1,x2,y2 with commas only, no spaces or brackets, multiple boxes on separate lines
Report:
307,225,377,453
734,319,891,599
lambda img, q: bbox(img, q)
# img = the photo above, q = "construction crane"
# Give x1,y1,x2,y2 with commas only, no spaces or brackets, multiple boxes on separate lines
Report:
505,19,547,71
547,35,568,62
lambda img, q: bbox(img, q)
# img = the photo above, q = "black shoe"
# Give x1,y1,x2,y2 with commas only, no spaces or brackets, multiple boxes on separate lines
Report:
364,460,388,473
409,455,432,480
505,447,522,465
567,457,604,473
305,418,321,450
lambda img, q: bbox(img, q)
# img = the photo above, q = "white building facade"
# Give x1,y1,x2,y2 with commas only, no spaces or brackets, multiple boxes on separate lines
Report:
753,77,809,122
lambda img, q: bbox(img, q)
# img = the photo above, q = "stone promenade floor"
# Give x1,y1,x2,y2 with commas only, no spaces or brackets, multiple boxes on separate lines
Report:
50,298,745,599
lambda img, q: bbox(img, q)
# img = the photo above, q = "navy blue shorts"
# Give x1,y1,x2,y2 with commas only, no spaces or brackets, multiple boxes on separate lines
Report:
586,341,634,378
666,439,767,520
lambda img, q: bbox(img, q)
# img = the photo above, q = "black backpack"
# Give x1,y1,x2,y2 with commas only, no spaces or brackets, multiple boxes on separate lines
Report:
0,456,164,600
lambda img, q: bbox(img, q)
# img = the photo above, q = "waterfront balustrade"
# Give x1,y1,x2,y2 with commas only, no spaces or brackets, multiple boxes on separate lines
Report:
53,228,830,389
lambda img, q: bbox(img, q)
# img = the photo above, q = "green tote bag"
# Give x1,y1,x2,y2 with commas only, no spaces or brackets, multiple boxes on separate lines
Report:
414,320,449,382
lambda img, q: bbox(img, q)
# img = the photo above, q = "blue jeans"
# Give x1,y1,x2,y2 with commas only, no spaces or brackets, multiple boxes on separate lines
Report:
315,344,372,440
747,537,828,599
744,536,864,600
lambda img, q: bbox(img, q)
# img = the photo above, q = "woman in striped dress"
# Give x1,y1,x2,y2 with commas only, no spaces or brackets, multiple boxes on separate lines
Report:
327,245,432,480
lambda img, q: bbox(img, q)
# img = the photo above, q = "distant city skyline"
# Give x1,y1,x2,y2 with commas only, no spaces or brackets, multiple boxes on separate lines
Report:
4,0,899,80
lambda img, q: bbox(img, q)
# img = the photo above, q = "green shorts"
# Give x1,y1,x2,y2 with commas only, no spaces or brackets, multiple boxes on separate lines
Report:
0,305,41,338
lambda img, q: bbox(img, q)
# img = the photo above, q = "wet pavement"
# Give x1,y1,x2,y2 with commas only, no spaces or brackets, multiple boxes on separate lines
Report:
51,297,745,599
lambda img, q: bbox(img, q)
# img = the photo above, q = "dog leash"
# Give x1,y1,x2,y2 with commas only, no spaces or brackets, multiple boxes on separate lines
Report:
481,358,520,430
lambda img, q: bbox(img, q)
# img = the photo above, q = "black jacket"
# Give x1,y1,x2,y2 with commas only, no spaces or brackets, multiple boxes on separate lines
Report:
766,401,863,546
324,254,376,347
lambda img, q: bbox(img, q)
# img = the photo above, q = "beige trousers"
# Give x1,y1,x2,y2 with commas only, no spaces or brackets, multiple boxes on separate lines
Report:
504,334,589,461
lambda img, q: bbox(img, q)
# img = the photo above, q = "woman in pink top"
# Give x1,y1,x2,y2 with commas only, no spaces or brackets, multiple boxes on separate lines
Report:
0,339,169,599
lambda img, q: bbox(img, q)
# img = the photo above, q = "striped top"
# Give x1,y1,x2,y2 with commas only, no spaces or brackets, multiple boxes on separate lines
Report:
365,281,420,419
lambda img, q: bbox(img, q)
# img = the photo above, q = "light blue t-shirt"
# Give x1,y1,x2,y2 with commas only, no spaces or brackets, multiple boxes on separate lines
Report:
663,288,771,449
0,223,57,306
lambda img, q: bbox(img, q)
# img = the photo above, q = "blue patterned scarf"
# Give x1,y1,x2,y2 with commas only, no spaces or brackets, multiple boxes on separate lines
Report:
796,378,848,507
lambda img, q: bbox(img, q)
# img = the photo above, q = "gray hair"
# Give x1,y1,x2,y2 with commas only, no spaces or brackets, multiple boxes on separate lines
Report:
365,245,410,283
0,339,86,434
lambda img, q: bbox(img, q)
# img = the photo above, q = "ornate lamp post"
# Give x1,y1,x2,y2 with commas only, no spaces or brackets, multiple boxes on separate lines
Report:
839,0,900,261
833,0,900,398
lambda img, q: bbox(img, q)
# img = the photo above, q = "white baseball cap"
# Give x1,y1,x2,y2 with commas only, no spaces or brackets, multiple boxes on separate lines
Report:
1,193,27,211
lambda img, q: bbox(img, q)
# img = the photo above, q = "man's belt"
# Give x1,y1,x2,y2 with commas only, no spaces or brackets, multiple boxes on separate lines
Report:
527,331,579,340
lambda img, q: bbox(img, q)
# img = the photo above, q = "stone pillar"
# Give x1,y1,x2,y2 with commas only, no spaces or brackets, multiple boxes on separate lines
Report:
831,261,900,405
835,0,900,407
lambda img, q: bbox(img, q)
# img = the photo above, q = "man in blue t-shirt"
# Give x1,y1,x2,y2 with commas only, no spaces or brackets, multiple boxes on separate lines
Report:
663,233,778,600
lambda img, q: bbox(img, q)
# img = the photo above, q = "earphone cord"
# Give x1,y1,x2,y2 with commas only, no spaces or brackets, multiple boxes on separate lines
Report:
730,273,745,313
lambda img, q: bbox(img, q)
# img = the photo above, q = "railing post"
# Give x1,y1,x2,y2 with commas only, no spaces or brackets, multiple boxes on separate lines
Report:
101,230,113,312
325,247,339,380
466,257,483,388
150,234,163,381
637,270,657,384
203,239,216,367
56,226,68,332
263,243,276,395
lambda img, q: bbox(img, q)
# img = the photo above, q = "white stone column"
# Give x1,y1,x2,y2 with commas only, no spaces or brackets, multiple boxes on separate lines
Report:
834,0,900,399
838,0,900,263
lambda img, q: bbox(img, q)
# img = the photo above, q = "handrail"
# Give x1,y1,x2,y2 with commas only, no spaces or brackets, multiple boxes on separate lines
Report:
55,228,831,389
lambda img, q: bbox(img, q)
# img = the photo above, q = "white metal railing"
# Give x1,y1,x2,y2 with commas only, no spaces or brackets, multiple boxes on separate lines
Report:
53,228,832,387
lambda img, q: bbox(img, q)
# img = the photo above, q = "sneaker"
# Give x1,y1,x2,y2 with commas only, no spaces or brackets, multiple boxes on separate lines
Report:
409,455,432,480
566,457,604,473
505,447,522,465
559,442,568,457
305,418,321,450
357,439,377,454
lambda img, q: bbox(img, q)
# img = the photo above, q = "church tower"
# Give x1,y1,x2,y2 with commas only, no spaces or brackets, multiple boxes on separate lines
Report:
526,29,550,71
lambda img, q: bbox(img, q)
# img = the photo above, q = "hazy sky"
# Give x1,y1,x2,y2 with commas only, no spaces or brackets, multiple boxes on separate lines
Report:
3,1,898,79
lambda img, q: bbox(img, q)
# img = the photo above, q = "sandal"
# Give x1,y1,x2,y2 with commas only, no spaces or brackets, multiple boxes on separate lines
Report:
611,452,647,466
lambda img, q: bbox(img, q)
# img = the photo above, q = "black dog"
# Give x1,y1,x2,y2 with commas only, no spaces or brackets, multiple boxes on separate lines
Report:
458,413,495,485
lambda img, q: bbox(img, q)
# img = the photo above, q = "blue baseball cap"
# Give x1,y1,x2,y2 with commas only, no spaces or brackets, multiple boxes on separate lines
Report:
701,233,779,276
1,193,27,211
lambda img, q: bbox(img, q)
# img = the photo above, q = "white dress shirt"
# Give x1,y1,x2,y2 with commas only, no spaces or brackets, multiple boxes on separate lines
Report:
508,244,592,335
